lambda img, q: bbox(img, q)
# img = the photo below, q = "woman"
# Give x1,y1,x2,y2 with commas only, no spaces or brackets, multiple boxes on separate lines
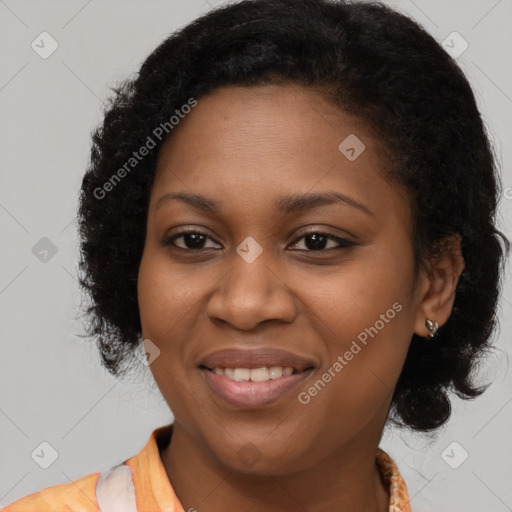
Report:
4,0,508,510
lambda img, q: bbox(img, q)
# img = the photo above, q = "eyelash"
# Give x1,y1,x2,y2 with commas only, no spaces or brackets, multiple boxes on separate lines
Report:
163,228,356,252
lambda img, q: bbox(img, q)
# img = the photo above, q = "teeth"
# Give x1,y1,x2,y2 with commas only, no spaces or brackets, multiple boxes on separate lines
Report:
250,367,268,381
224,368,236,379
233,368,250,381
269,366,282,379
212,366,295,381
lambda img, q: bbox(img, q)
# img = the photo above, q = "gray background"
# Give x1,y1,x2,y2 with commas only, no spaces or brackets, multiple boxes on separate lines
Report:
1,0,511,510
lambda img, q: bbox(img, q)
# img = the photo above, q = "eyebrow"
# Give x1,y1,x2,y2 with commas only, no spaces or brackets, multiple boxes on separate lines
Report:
155,191,374,217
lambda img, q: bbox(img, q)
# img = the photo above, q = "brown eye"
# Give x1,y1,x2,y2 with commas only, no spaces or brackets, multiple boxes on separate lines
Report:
289,231,356,251
163,230,221,250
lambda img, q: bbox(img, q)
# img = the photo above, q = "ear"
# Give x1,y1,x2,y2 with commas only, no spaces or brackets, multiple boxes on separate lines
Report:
413,234,465,339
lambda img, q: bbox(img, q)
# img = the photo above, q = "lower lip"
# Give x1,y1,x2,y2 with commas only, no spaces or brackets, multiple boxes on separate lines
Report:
200,367,313,409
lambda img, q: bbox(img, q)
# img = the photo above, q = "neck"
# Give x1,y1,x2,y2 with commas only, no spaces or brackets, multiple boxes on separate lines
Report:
160,420,391,512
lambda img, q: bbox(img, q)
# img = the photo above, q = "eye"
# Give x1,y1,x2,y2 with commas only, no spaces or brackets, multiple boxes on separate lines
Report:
163,229,221,250
288,231,356,251
163,228,356,252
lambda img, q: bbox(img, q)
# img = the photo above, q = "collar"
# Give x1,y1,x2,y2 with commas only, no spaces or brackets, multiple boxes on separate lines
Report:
125,424,411,512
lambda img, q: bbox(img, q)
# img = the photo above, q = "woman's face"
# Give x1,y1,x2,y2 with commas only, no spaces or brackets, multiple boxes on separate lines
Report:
138,84,428,474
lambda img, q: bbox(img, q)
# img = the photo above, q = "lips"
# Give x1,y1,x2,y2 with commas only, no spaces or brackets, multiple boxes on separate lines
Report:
198,347,316,373
197,347,316,409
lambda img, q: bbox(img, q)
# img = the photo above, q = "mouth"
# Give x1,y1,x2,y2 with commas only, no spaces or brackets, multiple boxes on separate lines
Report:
199,365,311,380
197,347,316,409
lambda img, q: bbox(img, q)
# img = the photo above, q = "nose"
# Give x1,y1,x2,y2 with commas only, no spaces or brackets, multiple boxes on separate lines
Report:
206,254,297,331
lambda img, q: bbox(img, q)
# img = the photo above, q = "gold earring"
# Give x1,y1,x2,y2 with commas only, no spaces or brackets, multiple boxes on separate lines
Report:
425,319,439,339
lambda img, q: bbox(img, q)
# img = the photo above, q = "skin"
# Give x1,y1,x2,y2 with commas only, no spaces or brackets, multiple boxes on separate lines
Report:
137,84,464,512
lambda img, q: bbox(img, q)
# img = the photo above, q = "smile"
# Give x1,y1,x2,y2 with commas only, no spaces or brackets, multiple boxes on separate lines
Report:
199,365,314,409
207,366,295,381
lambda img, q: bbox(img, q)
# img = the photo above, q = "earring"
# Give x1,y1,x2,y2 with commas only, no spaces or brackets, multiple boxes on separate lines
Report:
425,319,439,339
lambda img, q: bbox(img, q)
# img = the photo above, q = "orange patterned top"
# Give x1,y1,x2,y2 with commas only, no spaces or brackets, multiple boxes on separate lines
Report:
3,424,412,511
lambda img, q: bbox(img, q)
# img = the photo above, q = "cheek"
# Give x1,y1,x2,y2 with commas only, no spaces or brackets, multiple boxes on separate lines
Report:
137,249,205,341
302,241,414,341
137,255,170,339
294,241,415,414
137,250,206,418
339,246,414,376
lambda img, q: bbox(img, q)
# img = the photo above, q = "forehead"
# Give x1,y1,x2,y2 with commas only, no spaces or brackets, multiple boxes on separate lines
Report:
151,84,410,227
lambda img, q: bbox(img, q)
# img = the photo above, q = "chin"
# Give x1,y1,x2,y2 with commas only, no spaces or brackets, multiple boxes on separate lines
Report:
208,437,313,477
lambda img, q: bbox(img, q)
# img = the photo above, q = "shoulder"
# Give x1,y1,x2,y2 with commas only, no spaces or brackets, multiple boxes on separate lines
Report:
2,471,101,511
376,448,412,512
2,425,172,512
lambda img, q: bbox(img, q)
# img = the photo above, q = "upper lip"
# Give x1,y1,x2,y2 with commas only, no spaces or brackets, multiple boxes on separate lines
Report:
199,347,316,372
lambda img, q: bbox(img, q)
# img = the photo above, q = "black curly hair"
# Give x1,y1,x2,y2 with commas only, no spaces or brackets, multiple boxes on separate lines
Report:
77,0,509,432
